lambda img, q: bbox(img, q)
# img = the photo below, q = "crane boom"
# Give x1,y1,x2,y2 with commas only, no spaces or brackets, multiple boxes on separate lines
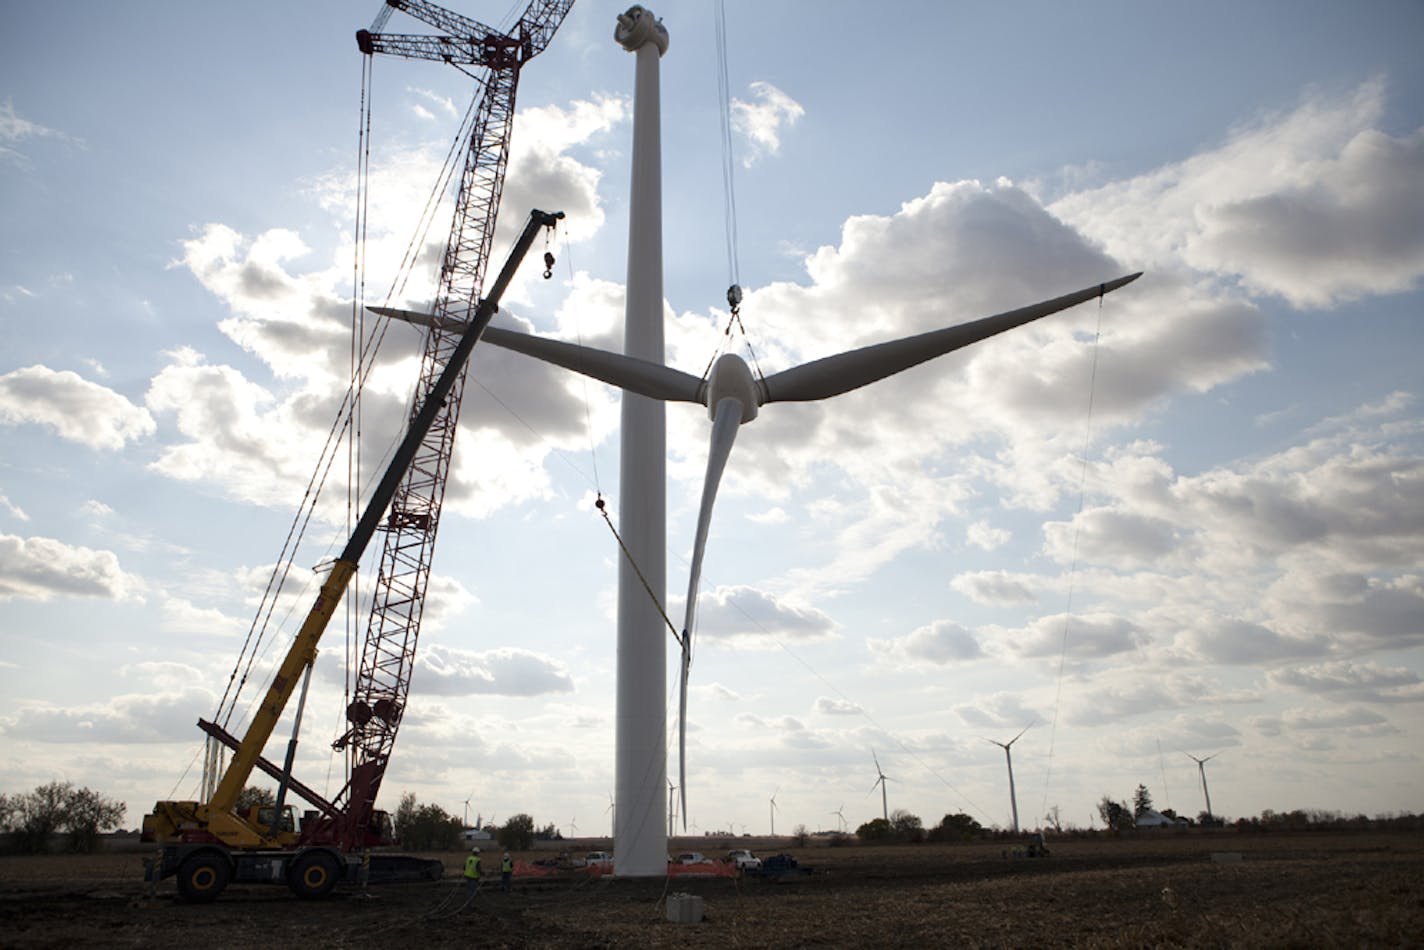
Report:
320,0,576,851
142,213,561,902
197,209,561,818
145,2,576,902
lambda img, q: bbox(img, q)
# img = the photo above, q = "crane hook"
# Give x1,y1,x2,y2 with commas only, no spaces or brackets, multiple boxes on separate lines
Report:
542,251,555,280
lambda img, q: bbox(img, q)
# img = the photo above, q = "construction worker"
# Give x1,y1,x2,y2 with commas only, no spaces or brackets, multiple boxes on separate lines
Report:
463,847,482,905
500,851,513,892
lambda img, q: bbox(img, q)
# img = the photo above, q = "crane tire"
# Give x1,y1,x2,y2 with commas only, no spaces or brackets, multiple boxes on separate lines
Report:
176,852,230,903
289,849,342,899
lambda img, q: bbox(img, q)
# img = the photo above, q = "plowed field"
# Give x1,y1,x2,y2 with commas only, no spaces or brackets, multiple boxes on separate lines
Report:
2,832,1420,948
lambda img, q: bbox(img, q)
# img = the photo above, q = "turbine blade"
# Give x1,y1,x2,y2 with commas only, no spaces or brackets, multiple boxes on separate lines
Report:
760,273,1142,404
680,398,744,637
367,304,465,332
1008,722,1032,746
483,326,706,404
678,639,690,833
675,399,742,840
367,307,706,404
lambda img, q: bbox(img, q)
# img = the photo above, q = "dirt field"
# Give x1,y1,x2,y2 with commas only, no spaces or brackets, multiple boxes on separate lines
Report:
2,831,1421,948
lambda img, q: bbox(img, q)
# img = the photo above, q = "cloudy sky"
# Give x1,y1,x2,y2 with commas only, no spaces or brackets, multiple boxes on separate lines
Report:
2,1,1421,838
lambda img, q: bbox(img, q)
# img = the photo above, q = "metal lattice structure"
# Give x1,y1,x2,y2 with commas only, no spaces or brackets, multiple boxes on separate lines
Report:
320,0,575,848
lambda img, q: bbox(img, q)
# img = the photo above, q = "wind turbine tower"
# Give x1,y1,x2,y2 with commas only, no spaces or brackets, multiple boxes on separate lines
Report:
613,5,671,877
1186,752,1218,824
769,787,780,836
986,725,1031,834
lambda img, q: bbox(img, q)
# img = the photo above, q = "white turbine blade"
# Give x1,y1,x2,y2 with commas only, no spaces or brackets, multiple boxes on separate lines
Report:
367,306,706,404
761,273,1142,404
678,639,689,832
367,304,465,332
677,397,743,835
680,398,744,638
483,326,706,404
1008,722,1032,746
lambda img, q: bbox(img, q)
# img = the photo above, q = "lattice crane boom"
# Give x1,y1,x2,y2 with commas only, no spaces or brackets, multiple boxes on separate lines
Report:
313,0,575,851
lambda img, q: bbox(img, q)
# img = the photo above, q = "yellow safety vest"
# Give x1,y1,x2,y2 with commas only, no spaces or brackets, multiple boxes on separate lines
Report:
464,855,482,879
502,856,513,873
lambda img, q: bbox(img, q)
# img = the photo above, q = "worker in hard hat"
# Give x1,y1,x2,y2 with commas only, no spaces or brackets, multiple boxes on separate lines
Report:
463,846,483,906
500,851,513,892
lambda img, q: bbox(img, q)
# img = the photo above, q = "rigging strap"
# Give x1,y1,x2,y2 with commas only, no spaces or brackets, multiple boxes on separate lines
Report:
594,496,683,648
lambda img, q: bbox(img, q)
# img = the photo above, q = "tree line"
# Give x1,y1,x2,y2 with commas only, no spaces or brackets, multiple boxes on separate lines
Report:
0,781,126,854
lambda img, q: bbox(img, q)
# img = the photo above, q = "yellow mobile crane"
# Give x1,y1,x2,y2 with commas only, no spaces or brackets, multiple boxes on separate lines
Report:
143,210,563,901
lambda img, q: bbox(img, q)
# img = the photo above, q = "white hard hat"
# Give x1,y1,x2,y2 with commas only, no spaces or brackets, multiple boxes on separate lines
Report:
472,846,481,853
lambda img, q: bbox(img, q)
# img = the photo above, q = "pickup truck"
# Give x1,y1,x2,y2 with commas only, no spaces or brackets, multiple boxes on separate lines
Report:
674,851,711,865
725,849,762,870
584,851,614,868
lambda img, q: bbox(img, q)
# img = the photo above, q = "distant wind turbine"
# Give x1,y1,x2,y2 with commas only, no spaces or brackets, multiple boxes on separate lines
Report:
831,803,848,833
667,779,678,837
769,787,780,836
605,791,616,840
868,751,893,823
1184,752,1219,824
985,724,1031,833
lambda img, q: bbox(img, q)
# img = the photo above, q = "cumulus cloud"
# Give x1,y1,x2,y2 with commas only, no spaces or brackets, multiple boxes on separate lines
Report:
1169,443,1424,573
0,534,142,601
689,585,837,646
1269,660,1424,704
0,688,214,743
868,619,982,665
999,612,1146,661
954,694,1041,730
0,365,155,450
1043,506,1181,570
951,570,1037,605
143,347,312,507
814,696,863,716
159,96,628,518
158,595,247,638
966,519,1010,551
1051,80,1424,308
1070,674,1256,726
1172,616,1329,666
731,81,803,165
1251,704,1398,739
1011,399,1424,667
711,176,1268,599
415,644,573,696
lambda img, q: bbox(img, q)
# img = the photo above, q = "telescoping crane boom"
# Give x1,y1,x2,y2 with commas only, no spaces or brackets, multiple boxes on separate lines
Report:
142,209,563,902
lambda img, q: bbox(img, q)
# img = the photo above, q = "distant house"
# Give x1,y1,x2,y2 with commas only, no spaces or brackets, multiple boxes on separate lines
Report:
1135,809,1188,828
462,827,493,843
